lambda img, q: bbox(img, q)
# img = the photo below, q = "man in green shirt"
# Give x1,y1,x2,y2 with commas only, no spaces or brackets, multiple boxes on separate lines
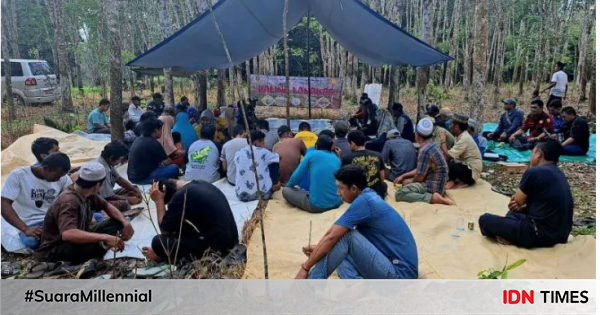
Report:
87,98,111,134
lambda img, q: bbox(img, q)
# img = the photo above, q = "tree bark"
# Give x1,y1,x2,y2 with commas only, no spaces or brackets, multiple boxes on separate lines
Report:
160,0,174,106
105,0,123,141
589,63,595,115
445,0,461,88
577,3,594,102
470,0,488,125
7,0,20,59
54,0,74,111
2,1,16,122
228,66,236,103
462,5,473,93
518,55,527,96
217,69,226,107
360,63,369,89
492,0,504,107
350,54,358,103
198,71,208,110
417,0,432,121
246,60,252,100
388,65,400,111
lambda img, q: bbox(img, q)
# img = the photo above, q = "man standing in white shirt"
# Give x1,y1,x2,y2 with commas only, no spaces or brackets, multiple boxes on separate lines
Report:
1,153,73,250
128,96,144,124
541,62,568,105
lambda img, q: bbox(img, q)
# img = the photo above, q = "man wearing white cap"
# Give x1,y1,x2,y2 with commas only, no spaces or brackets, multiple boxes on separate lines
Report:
394,118,452,205
36,162,134,264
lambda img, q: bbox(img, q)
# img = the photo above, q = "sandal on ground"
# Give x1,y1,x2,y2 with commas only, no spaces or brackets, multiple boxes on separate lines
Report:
26,262,56,279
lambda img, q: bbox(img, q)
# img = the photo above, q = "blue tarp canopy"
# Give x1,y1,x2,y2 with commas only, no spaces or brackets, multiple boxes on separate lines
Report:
127,0,452,76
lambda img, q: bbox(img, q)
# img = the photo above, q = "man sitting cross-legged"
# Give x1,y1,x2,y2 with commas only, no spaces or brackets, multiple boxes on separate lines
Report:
94,141,143,213
394,118,452,205
1,153,73,250
439,114,483,190
36,162,134,264
283,134,342,213
142,180,239,262
234,131,280,201
342,130,387,199
295,165,418,279
478,140,573,248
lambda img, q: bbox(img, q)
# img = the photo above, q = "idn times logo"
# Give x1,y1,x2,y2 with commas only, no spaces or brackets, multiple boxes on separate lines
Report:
503,290,589,304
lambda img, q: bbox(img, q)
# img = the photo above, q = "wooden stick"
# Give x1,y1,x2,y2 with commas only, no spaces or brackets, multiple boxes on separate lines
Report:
205,0,269,279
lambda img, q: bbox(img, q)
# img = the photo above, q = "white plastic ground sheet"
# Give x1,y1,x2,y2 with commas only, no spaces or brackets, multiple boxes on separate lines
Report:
0,126,258,260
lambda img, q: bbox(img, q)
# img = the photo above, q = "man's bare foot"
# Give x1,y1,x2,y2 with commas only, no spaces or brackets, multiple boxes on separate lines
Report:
141,246,162,263
444,181,456,190
496,236,510,245
431,193,453,205
128,196,143,206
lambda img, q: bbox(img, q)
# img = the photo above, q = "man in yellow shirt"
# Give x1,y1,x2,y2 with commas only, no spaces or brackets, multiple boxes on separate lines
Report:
294,122,318,149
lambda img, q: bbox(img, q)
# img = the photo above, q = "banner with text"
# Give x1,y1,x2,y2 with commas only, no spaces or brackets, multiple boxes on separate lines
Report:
249,75,343,109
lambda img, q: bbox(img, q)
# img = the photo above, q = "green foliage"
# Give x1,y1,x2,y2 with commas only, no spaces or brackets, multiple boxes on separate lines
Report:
478,258,527,279
426,81,451,103
43,114,82,134
571,226,596,237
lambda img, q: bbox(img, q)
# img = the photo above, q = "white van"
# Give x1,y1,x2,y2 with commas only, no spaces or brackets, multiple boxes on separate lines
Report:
1,59,60,105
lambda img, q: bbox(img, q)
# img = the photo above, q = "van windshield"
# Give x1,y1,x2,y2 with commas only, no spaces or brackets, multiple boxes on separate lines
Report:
29,62,53,76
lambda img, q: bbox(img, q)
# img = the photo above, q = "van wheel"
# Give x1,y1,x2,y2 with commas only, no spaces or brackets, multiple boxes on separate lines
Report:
14,95,25,106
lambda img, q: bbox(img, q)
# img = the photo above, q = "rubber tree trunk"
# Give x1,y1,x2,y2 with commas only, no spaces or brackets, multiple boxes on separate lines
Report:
217,69,226,107
1,2,16,122
55,0,73,111
7,0,20,58
469,0,488,125
160,0,174,106
416,0,432,121
106,0,123,141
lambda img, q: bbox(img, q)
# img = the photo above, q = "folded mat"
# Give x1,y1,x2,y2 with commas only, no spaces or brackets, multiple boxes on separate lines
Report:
1,126,258,259
482,123,596,163
244,180,595,279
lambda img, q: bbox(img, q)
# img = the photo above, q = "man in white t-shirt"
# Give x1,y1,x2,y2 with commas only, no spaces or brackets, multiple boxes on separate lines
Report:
1,153,73,250
185,125,221,183
234,131,280,201
220,125,248,185
541,62,568,105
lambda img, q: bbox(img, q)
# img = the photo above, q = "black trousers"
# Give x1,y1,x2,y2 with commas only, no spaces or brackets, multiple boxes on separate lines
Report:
48,219,124,264
151,234,211,262
548,94,562,107
448,161,475,185
479,212,558,248
375,181,388,199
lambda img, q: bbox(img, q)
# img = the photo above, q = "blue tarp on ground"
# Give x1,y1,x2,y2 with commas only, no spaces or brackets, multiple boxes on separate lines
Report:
127,0,452,76
482,123,596,163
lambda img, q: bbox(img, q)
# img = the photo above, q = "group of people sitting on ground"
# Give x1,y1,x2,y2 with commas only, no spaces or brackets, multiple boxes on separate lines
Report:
4,77,582,278
485,62,589,156
1,136,240,266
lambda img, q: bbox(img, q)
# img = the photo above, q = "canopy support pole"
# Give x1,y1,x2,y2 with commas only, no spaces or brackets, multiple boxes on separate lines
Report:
306,10,312,119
